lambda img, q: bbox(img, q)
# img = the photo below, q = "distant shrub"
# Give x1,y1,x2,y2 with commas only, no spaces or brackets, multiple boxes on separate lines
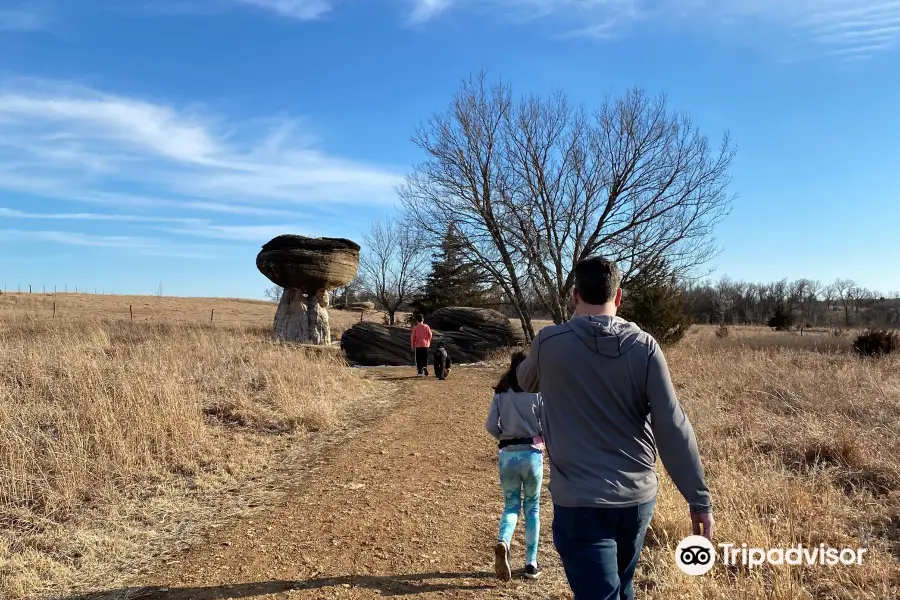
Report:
852,329,899,357
767,305,795,331
715,323,730,338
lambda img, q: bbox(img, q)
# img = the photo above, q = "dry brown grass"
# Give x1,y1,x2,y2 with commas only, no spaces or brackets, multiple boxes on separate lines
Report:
633,328,900,600
686,324,858,354
0,297,380,599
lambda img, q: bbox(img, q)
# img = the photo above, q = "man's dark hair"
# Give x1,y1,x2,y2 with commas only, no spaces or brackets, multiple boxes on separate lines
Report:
494,349,528,394
574,256,621,305
415,313,424,323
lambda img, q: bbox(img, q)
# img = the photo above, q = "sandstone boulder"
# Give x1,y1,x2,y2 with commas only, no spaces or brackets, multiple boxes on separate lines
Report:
425,307,525,347
341,307,525,366
257,235,360,292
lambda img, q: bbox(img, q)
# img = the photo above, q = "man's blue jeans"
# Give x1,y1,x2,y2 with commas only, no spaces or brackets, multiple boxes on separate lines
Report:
552,499,656,600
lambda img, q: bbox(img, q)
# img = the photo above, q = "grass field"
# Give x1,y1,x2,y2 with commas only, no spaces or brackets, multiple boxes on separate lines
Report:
0,292,387,336
0,294,382,598
645,333,899,599
1,293,897,599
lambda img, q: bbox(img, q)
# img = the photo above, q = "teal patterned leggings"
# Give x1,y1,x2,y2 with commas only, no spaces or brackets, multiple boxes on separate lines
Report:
497,449,543,565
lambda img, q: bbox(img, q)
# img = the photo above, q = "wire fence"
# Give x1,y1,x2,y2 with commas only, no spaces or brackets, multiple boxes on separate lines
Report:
0,289,273,328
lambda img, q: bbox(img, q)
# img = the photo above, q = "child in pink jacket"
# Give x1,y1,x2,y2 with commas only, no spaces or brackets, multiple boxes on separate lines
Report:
410,313,433,377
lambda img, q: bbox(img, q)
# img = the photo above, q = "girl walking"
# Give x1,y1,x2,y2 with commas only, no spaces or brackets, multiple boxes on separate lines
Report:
484,349,544,581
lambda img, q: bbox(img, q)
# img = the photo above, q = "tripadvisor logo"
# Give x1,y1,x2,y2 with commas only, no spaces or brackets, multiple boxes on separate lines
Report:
675,535,716,575
675,536,868,576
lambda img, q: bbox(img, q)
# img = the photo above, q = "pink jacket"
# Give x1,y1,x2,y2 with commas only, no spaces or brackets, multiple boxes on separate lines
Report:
411,323,433,349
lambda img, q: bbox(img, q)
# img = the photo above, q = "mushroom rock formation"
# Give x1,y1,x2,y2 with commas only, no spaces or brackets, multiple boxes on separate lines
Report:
257,235,360,344
341,307,525,366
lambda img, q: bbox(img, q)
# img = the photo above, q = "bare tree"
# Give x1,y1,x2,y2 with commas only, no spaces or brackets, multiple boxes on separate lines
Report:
802,280,823,324
399,72,734,338
399,75,536,338
850,286,868,315
358,217,427,325
823,283,837,312
264,285,283,302
833,278,856,326
332,276,364,309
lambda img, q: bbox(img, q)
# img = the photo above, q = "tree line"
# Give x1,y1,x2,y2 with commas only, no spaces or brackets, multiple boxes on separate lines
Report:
684,278,900,329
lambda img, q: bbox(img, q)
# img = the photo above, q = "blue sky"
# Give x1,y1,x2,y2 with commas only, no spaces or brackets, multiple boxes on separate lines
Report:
1,0,898,299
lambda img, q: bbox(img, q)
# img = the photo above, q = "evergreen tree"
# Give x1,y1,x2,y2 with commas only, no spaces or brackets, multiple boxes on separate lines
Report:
413,224,490,316
767,304,796,331
619,259,692,346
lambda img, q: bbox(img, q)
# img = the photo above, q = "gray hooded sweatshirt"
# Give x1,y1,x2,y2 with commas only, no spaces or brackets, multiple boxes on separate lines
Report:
484,389,543,452
516,315,711,514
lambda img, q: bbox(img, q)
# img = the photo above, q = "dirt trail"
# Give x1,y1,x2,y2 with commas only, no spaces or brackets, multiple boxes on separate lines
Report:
65,366,572,600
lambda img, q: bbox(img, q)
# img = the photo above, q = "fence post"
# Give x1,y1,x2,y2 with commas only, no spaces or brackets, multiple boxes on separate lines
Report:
53,302,56,319
130,305,133,322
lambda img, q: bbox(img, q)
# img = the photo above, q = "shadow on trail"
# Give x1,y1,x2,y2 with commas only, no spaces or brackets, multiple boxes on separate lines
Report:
61,571,497,599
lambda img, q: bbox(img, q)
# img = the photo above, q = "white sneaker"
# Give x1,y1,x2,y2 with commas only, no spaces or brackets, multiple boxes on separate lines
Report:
524,563,543,579
494,541,511,582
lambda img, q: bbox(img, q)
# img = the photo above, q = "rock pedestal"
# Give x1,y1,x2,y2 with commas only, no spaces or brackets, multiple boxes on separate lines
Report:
274,288,331,344
257,235,360,345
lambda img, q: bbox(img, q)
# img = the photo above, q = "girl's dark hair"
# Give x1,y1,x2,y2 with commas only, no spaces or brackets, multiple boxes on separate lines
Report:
494,349,528,394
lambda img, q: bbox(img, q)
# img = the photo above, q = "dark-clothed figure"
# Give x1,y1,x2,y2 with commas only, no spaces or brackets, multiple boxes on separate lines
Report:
433,342,452,380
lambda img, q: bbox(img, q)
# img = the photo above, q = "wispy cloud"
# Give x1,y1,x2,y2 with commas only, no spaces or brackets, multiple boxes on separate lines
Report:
233,0,333,20
0,79,402,216
0,8,43,31
0,79,399,258
0,207,201,224
416,0,900,59
0,229,230,259
409,0,453,23
163,223,309,241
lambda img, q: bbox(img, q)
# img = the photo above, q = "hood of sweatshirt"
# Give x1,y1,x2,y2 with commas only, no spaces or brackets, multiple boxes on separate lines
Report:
565,315,645,358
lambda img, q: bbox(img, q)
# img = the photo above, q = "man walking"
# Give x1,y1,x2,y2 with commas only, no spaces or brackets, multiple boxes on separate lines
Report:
516,256,713,600
410,313,433,377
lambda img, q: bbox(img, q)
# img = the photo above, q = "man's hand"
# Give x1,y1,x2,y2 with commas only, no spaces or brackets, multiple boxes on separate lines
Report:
691,512,714,540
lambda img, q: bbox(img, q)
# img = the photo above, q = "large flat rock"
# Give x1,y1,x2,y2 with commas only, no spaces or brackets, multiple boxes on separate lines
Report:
341,307,525,366
341,323,508,366
257,235,360,291
425,307,525,347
